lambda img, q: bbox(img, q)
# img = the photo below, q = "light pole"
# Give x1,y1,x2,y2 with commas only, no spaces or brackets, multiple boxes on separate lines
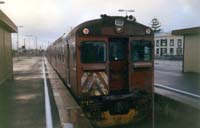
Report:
25,35,32,56
118,9,134,16
35,36,38,56
17,26,23,59
0,1,5,9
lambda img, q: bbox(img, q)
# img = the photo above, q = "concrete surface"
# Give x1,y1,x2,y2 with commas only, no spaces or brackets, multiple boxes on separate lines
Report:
0,57,60,128
45,57,93,128
154,60,200,95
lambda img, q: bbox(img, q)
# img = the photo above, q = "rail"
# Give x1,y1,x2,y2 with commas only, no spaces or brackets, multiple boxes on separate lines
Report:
154,83,200,99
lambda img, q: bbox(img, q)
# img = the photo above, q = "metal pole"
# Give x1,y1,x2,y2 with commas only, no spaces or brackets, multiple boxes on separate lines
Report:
35,36,38,56
16,26,23,60
17,32,19,59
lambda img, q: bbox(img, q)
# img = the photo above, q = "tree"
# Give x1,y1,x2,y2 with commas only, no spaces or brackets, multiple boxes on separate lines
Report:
150,18,162,33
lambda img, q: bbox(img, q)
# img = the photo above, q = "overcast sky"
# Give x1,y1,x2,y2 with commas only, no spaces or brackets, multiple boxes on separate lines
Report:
1,0,199,49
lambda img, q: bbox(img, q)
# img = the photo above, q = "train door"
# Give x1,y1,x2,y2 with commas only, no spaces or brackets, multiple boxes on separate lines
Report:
109,38,129,93
66,43,70,87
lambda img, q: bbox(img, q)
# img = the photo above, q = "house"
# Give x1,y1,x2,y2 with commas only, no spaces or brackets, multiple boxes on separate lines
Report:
154,32,184,58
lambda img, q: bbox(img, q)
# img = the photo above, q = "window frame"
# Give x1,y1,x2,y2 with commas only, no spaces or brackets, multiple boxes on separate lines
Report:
131,40,153,62
177,39,182,47
80,41,107,64
156,40,159,47
161,39,167,46
170,39,174,46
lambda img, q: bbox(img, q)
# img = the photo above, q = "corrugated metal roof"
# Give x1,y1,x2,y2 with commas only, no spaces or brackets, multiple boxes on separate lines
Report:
172,27,200,35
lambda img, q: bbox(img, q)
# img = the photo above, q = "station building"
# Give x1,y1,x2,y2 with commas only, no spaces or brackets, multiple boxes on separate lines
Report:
0,10,17,85
172,27,200,73
154,32,184,57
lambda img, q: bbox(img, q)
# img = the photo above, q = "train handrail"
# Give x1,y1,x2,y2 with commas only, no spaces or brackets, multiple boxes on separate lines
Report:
154,83,200,99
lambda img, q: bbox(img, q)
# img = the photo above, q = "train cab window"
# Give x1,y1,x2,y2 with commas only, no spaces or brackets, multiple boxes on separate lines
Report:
81,41,106,63
131,40,152,62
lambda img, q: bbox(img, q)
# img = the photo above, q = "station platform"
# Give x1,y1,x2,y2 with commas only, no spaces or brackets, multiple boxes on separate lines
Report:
154,60,200,109
0,57,60,128
44,57,93,128
0,56,93,128
0,57,199,128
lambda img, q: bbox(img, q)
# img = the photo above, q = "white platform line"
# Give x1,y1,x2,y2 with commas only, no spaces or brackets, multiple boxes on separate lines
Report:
155,83,200,99
42,57,53,128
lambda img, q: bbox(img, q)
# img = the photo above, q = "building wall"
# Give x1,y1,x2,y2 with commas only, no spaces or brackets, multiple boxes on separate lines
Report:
0,27,13,85
184,34,200,73
154,33,184,56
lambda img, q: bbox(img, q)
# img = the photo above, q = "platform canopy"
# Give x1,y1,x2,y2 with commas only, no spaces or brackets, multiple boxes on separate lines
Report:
0,9,17,33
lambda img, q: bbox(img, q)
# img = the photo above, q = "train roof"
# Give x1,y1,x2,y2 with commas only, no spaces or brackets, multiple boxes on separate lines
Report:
67,15,153,37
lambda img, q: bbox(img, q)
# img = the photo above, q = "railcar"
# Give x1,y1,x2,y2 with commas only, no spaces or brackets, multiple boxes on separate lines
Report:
46,15,154,127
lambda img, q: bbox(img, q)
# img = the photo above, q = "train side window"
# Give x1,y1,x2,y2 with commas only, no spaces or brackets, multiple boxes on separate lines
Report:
131,40,152,62
80,41,106,63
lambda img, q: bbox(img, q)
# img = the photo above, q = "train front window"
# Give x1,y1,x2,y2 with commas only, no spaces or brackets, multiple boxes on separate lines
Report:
81,41,106,63
131,40,152,62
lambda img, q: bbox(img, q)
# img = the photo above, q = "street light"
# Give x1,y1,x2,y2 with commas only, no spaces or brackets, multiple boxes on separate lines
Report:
118,9,134,16
17,26,23,59
0,1,5,4
25,35,32,50
34,36,38,56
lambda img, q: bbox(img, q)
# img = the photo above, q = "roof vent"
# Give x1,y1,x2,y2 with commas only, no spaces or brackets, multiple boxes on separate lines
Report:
100,14,107,18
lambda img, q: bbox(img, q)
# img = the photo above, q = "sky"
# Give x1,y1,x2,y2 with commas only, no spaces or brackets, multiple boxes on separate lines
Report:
0,0,200,49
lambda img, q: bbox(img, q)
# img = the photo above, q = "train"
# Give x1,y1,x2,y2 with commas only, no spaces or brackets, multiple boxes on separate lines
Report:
46,14,154,127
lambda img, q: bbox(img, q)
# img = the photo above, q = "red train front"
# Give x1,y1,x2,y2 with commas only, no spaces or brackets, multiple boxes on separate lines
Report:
46,15,154,127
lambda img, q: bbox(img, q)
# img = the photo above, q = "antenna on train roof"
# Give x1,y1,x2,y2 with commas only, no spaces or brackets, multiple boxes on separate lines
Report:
118,9,134,17
118,9,136,22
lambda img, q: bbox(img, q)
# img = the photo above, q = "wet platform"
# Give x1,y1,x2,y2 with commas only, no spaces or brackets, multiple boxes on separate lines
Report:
154,60,200,109
0,56,93,128
0,57,60,128
44,58,93,128
0,57,199,128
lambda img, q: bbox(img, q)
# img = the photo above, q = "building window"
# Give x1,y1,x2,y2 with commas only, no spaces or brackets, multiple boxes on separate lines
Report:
156,40,159,47
156,48,159,55
170,39,174,46
161,39,167,46
177,48,182,56
161,48,167,56
178,39,182,47
170,48,174,55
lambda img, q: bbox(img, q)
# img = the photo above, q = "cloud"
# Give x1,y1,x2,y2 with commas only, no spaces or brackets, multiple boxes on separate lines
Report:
1,0,200,49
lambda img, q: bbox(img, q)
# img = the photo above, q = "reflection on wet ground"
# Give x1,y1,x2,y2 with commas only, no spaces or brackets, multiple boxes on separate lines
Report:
0,57,60,128
1,57,199,128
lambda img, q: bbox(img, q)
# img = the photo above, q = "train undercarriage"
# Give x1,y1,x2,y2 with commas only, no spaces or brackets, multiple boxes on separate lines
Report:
80,91,152,127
